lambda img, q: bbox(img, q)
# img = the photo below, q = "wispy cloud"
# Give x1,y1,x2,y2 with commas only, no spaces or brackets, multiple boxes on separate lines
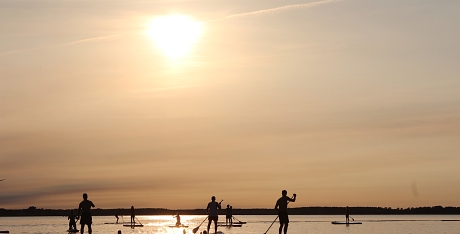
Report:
0,34,119,56
212,0,343,22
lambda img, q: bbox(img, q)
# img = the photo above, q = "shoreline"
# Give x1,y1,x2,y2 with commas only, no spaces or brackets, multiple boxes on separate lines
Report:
2,206,460,217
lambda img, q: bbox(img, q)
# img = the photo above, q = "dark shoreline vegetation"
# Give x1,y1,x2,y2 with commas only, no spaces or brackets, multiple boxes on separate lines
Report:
1,206,460,217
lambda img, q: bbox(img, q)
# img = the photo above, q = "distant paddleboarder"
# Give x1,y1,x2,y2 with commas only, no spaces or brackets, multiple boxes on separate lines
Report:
130,206,135,225
77,193,95,234
68,209,77,231
206,196,222,234
225,205,233,225
115,209,121,224
274,190,296,234
345,206,349,224
175,212,182,226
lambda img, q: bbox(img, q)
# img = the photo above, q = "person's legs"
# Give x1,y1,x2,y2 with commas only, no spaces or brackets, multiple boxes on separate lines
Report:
207,219,211,234
283,223,288,234
213,219,217,234
80,224,85,234
88,224,92,234
278,223,284,234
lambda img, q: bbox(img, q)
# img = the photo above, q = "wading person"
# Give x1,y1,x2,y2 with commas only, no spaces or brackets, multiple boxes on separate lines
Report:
206,196,222,234
115,209,121,224
77,193,95,234
274,190,296,234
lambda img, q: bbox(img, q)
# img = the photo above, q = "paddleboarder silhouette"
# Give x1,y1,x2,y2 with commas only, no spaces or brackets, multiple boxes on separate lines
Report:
77,193,95,234
275,190,296,234
206,196,222,234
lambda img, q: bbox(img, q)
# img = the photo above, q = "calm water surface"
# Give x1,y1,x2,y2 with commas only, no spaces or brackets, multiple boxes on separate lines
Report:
1,215,460,234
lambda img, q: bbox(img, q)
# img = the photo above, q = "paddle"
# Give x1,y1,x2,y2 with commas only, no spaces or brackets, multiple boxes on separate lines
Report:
263,194,295,234
350,216,355,222
232,216,245,224
192,217,208,234
136,217,143,226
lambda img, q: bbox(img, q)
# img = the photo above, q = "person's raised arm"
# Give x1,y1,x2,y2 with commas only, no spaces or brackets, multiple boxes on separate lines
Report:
289,193,297,203
218,200,223,209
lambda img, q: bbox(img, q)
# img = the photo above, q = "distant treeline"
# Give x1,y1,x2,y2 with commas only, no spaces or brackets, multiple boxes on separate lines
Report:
1,206,460,217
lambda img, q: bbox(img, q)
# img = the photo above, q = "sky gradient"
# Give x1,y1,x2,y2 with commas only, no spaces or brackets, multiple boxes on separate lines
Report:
1,0,460,210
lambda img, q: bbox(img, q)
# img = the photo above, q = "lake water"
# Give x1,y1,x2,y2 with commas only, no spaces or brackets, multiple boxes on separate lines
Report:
1,215,460,234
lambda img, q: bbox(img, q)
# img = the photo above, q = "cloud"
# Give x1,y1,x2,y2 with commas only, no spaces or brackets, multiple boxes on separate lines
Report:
0,34,119,56
212,0,343,22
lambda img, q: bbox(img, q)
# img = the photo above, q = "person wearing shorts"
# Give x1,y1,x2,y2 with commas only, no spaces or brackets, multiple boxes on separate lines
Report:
275,190,296,234
77,193,95,234
206,196,221,234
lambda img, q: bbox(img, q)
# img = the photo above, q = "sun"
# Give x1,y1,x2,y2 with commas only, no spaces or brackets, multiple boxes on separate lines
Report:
146,15,203,59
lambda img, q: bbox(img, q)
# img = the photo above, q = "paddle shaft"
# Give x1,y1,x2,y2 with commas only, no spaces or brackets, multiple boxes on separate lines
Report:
192,217,208,234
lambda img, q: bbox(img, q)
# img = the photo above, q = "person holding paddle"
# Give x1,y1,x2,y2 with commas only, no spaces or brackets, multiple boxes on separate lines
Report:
130,206,135,225
206,196,222,234
77,193,95,234
225,205,233,225
274,190,296,234
175,212,182,226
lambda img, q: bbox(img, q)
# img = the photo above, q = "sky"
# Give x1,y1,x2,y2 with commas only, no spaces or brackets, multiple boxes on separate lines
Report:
1,0,460,210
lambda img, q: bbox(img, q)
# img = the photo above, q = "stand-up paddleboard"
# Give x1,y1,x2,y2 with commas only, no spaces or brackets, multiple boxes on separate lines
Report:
218,221,246,225
104,222,121,224
0,231,9,233
217,223,242,227
331,221,362,224
67,229,79,233
123,223,144,227
169,224,189,228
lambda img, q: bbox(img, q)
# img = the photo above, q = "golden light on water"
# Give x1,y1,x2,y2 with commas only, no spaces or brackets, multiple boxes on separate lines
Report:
147,15,203,59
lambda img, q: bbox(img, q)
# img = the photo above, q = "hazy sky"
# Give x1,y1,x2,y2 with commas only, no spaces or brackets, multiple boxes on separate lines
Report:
1,0,460,210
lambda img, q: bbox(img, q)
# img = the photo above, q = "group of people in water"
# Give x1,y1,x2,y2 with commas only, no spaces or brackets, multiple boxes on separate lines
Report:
69,190,299,234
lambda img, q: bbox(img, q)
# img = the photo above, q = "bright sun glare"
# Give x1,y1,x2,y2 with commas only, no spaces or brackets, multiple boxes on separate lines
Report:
147,15,203,59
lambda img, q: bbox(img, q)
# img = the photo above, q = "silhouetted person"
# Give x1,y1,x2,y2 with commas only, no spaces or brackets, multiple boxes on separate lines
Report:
275,190,296,234
175,212,181,226
225,205,233,225
130,206,135,225
206,196,221,234
115,209,121,224
77,193,95,234
345,206,350,224
68,209,77,231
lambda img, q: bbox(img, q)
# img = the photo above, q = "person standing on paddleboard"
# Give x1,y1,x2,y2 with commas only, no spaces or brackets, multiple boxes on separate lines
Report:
68,209,77,231
77,193,95,234
345,206,350,224
206,196,222,234
130,206,135,225
225,205,233,225
275,190,296,234
175,212,182,226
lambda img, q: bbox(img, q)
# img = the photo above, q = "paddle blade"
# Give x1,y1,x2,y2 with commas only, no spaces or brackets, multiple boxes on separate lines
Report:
192,227,199,234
